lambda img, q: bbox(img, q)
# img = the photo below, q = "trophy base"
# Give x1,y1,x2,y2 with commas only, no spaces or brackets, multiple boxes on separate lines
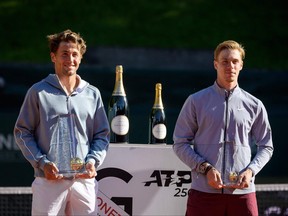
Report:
223,183,238,188
58,170,87,179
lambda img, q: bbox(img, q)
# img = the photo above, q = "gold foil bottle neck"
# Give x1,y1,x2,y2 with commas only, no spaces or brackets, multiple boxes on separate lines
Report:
112,65,126,96
116,65,123,73
153,83,164,109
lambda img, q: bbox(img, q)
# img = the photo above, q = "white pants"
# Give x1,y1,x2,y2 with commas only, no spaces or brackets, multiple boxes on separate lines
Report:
31,177,98,216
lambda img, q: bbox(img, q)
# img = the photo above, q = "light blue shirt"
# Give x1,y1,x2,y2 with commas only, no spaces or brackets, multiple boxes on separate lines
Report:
14,74,110,177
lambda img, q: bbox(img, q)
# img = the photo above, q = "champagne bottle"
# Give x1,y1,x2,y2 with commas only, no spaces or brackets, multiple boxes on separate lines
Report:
108,65,129,143
149,83,167,144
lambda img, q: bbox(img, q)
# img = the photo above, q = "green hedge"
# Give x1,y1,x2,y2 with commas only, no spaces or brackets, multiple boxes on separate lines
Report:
0,0,287,70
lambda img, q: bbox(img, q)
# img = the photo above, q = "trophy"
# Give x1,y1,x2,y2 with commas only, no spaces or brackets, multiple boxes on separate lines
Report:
49,114,86,178
70,157,84,171
223,172,239,188
229,172,238,182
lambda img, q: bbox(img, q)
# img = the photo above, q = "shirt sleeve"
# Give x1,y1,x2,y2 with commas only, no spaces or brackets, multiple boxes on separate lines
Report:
86,90,110,168
14,86,47,169
248,100,274,175
173,96,206,171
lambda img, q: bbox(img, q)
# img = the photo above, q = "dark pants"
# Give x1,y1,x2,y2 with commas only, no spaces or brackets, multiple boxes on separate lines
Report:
185,189,258,216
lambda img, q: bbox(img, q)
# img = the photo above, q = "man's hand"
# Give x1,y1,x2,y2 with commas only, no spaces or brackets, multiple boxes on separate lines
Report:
229,168,253,189
223,169,253,189
75,162,97,179
206,167,224,189
43,162,63,180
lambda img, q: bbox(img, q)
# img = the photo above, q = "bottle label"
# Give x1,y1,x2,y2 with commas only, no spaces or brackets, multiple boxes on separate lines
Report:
111,115,129,135
152,124,167,139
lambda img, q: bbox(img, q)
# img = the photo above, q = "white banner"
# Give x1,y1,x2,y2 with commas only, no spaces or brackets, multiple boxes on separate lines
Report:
97,144,191,216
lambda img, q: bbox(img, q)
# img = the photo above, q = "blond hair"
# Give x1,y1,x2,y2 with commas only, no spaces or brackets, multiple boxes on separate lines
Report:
214,40,245,60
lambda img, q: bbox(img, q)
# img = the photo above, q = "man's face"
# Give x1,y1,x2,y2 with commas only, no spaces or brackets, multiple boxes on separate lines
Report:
214,49,243,87
50,41,82,77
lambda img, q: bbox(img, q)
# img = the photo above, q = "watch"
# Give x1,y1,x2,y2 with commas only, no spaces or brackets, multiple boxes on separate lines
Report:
199,162,213,175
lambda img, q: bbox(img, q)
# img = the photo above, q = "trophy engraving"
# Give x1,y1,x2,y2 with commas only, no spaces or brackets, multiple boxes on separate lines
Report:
229,172,238,182
70,157,84,171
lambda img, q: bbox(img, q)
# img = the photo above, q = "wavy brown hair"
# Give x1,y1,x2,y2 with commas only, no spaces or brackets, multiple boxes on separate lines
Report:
47,29,87,56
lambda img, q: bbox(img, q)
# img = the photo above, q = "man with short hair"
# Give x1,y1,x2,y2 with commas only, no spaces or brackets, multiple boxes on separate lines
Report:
14,29,110,215
173,40,273,216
